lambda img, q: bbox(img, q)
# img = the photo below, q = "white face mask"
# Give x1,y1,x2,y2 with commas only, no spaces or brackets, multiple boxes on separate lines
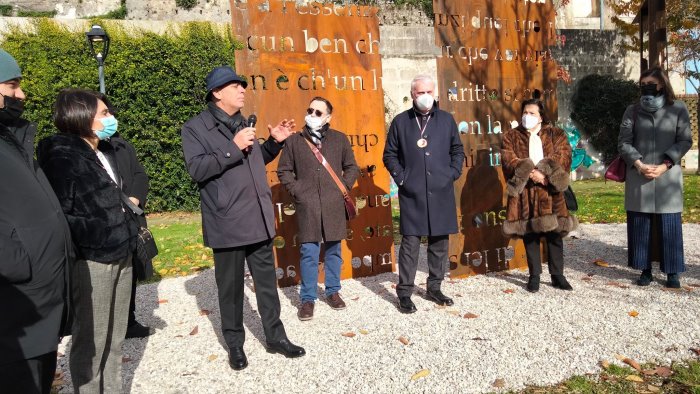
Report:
521,114,540,130
305,114,326,130
415,94,434,112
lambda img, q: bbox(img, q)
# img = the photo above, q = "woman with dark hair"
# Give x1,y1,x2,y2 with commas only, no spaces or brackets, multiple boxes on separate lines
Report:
37,88,137,393
618,66,692,288
501,98,578,292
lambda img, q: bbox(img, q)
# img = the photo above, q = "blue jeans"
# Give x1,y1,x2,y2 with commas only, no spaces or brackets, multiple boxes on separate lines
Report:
300,241,342,303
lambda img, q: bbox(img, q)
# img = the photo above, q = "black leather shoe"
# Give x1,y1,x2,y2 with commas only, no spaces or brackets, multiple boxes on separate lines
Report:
228,347,248,370
666,273,681,289
551,275,573,291
426,290,454,306
527,275,540,293
398,296,417,313
125,322,155,339
266,339,305,358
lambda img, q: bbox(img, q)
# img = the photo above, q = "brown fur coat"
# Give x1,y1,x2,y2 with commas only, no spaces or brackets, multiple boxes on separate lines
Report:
501,124,578,237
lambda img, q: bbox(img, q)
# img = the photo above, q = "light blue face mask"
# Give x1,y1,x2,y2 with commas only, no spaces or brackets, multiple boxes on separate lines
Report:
94,115,118,140
640,94,665,113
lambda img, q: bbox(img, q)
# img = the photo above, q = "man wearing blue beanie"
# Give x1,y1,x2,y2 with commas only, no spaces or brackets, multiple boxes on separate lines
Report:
0,48,72,394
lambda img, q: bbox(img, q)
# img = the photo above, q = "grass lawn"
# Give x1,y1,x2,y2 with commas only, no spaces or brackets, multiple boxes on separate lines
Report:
573,173,700,224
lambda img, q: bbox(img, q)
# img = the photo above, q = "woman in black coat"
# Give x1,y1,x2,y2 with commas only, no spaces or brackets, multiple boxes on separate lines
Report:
38,88,137,393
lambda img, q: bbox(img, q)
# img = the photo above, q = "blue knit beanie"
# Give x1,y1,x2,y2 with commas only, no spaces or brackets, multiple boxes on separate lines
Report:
0,49,22,83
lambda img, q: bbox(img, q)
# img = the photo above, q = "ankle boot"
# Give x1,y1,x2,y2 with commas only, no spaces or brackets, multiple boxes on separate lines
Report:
636,269,652,286
551,275,573,291
526,275,540,293
665,273,681,289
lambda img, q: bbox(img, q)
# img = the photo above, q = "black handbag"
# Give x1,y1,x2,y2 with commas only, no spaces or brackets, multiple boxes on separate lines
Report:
120,193,159,263
563,185,578,211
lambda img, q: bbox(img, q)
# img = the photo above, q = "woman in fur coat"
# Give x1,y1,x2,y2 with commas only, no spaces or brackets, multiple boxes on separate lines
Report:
501,98,578,293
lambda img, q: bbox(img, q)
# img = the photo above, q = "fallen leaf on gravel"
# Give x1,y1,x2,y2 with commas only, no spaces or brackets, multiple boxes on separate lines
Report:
629,310,639,317
398,336,410,345
581,277,592,282
600,360,610,369
341,332,356,338
666,345,679,352
688,284,700,288
463,313,479,319
351,296,360,301
492,378,505,388
448,280,458,284
642,369,656,375
682,286,693,292
503,289,515,294
434,305,447,309
189,326,199,335
446,310,460,316
470,337,489,341
593,259,609,267
190,266,201,272
455,293,463,297
655,366,672,377
625,374,644,382
690,348,700,355
647,384,661,393
207,354,218,361
158,299,168,304
122,357,131,363
410,369,430,381
175,335,183,338
199,309,210,316
391,284,396,289
622,357,642,371
359,329,369,335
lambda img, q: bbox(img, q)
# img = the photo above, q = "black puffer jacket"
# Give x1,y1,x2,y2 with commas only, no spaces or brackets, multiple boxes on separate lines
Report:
38,133,137,263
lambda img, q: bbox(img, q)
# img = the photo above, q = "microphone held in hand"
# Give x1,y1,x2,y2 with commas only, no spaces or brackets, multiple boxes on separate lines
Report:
245,114,257,155
247,114,257,128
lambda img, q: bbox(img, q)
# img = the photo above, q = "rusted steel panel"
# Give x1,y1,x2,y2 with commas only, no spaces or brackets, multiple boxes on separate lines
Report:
230,0,394,287
433,0,558,277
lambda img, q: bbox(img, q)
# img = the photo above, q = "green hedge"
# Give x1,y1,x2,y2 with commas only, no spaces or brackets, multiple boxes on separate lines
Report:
1,19,240,211
570,74,639,164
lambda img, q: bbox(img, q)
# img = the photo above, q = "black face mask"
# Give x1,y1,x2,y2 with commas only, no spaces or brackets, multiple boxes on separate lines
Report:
640,83,662,97
0,94,25,123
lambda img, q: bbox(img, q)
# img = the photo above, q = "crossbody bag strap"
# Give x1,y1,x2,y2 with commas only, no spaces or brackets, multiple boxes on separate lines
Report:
303,137,349,197
120,191,144,216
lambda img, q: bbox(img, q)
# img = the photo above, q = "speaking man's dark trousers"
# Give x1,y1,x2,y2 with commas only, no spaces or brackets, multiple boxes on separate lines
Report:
396,235,449,297
523,231,564,276
213,240,286,350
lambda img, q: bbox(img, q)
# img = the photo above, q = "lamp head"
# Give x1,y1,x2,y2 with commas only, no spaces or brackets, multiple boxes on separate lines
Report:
86,25,110,64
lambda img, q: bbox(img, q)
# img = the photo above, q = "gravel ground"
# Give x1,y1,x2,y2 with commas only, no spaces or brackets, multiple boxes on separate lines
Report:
56,224,700,393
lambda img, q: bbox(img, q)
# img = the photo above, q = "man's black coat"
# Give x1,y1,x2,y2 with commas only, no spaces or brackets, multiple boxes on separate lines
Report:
0,119,72,362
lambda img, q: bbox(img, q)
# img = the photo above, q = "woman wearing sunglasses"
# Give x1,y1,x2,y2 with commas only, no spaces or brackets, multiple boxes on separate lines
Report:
277,97,359,321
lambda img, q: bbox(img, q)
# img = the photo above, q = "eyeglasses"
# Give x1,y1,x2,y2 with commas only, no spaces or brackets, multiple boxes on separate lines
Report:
306,108,324,117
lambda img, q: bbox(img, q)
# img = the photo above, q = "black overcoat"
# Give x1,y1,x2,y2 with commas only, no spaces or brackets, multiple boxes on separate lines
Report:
277,128,359,243
383,106,464,236
0,119,72,362
181,109,283,249
37,133,137,263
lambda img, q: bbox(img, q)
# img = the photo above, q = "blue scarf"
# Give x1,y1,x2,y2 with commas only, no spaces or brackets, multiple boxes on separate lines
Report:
640,95,665,113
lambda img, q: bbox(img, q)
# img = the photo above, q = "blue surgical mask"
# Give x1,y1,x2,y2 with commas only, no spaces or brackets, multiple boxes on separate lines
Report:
94,115,118,140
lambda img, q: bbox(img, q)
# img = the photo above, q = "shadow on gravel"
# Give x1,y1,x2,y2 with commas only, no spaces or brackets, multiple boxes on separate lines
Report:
123,280,167,393
184,269,268,354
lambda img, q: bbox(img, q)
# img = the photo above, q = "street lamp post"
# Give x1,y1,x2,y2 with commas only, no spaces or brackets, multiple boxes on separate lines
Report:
86,25,110,94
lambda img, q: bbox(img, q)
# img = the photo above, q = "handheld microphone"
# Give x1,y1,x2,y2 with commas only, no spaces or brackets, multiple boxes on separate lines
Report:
245,114,257,155
247,114,257,128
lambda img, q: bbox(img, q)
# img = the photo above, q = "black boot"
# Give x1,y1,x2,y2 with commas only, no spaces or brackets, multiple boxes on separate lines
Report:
665,273,681,289
636,269,653,286
551,275,573,291
526,275,540,293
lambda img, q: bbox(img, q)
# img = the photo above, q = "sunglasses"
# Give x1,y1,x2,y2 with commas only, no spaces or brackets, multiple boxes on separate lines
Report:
306,108,324,117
